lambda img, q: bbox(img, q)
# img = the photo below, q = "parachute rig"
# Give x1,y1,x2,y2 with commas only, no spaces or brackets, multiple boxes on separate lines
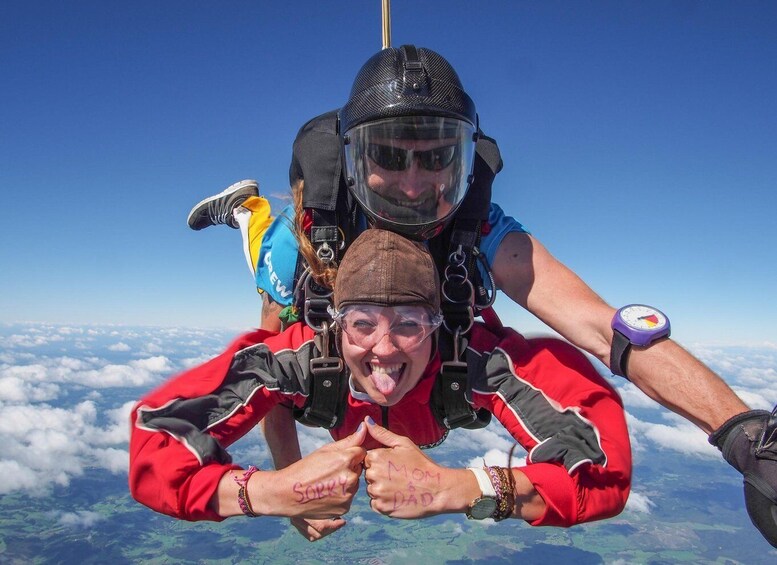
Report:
289,100,503,432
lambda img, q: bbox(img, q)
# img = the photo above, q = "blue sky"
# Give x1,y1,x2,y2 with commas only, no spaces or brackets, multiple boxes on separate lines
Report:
1,1,776,343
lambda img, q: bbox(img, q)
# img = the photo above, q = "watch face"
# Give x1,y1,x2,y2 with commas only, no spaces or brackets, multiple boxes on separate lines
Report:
469,496,498,520
618,305,668,331
614,304,671,347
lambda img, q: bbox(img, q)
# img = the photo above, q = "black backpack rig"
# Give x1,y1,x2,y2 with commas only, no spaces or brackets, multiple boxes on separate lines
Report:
289,110,503,433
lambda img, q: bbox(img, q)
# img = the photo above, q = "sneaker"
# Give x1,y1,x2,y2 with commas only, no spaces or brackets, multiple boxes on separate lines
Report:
187,179,259,230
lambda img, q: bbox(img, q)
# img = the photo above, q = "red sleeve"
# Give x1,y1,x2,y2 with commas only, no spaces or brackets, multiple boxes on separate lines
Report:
129,421,239,521
128,327,305,521
470,328,632,527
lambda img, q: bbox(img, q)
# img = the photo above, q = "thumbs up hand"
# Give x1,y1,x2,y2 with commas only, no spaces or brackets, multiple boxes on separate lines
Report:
362,417,476,519
265,422,367,521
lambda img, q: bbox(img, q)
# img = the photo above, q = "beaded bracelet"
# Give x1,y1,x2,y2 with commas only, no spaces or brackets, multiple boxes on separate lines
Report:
485,466,516,521
233,465,259,517
485,466,509,520
492,466,515,521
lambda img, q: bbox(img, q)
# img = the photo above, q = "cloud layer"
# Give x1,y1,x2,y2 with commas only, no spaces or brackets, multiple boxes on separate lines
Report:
0,322,775,508
0,323,234,495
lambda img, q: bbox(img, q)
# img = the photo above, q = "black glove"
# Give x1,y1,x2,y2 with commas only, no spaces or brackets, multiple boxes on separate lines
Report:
709,406,777,548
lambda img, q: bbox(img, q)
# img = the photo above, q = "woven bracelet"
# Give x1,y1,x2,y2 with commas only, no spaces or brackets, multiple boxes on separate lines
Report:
485,466,509,520
492,467,515,521
233,466,259,517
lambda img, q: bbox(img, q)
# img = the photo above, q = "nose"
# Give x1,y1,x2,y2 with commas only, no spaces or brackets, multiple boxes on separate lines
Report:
370,331,400,355
397,159,427,199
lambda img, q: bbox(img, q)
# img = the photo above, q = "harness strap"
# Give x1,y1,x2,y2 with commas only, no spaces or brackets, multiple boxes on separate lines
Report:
310,209,340,255
294,332,347,429
431,217,493,430
433,331,492,430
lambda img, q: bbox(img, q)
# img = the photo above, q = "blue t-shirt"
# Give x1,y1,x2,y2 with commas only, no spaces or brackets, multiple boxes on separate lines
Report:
253,205,298,306
255,202,527,306
479,203,528,280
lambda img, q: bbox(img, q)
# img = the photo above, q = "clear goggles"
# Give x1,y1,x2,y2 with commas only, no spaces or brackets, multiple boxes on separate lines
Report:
343,116,476,230
329,304,443,352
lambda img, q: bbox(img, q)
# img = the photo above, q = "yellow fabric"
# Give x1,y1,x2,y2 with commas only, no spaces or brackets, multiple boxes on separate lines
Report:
242,196,273,274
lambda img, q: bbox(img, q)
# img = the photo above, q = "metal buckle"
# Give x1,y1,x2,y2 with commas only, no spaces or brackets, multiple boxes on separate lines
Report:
300,269,334,333
472,246,496,310
441,245,474,334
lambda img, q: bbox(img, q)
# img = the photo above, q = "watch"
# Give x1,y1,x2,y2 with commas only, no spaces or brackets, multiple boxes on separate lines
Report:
610,304,671,378
466,467,498,520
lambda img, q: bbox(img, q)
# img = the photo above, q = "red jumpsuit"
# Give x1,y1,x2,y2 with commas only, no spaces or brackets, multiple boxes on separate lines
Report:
129,321,631,526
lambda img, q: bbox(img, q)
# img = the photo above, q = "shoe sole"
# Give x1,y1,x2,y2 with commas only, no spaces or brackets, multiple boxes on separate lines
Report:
187,179,259,230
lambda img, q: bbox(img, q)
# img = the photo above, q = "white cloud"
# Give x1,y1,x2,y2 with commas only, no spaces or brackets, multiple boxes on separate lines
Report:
691,345,777,407
5,333,64,348
73,356,173,388
0,355,173,390
297,426,333,456
108,342,131,352
626,412,718,459
0,375,60,402
140,342,164,355
0,363,48,383
56,327,86,336
56,510,104,528
180,354,218,369
615,382,660,410
58,357,92,371
732,388,775,411
95,401,136,445
132,356,171,373
466,447,527,470
443,423,517,461
626,491,655,513
94,448,129,473
0,459,38,493
0,400,130,495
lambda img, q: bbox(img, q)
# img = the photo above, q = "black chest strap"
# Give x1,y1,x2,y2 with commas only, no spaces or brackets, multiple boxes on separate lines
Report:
430,218,493,431
293,330,348,429
431,329,490,430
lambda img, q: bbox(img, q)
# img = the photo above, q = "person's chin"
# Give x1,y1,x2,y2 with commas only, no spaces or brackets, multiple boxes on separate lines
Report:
380,392,402,407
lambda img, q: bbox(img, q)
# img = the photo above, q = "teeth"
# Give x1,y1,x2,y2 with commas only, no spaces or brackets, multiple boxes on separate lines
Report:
387,195,434,210
368,362,405,396
370,362,403,375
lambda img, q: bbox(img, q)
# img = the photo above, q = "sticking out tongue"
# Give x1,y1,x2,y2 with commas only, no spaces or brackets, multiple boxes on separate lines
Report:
369,364,403,396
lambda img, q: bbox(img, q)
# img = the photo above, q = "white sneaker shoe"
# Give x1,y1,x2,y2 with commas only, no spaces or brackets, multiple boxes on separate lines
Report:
187,179,259,230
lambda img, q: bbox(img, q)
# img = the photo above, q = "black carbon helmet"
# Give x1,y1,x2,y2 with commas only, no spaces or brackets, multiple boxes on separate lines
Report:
340,45,478,240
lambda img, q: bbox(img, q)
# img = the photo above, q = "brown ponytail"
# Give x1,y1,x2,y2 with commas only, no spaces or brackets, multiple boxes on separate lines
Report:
292,179,339,289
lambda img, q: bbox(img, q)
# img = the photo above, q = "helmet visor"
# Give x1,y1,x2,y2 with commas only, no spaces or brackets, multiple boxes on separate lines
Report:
344,117,476,232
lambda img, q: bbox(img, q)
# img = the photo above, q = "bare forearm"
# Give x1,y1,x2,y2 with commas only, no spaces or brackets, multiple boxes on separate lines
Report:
431,467,545,521
508,469,546,521
210,468,277,518
628,339,748,433
210,467,316,519
495,232,749,433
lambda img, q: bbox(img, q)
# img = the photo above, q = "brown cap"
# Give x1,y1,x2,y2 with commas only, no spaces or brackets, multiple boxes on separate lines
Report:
334,229,440,311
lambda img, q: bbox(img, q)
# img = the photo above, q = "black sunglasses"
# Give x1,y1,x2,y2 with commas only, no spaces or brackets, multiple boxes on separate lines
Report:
366,143,458,172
